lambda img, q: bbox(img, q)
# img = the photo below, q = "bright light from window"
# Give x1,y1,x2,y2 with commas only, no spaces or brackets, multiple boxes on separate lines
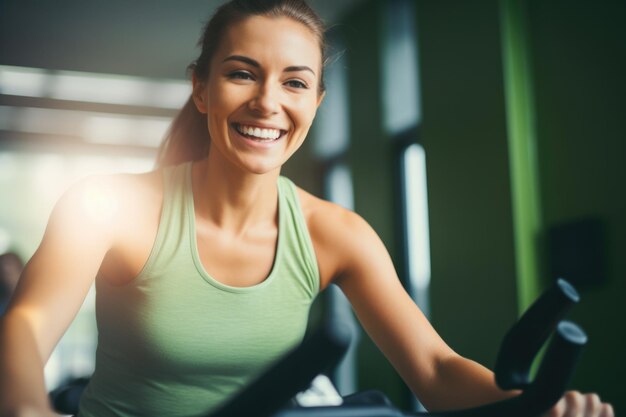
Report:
0,65,187,148
381,0,421,133
0,65,190,109
0,105,171,148
50,73,148,106
83,114,170,147
404,144,431,304
0,66,48,97
0,228,10,254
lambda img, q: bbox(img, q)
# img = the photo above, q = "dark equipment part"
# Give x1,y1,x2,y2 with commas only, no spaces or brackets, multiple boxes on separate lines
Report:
494,278,579,390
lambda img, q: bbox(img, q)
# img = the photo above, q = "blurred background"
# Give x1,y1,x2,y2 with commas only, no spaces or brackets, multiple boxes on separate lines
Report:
0,0,624,413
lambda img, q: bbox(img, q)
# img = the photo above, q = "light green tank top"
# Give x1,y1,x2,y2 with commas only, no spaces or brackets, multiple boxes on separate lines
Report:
78,162,320,417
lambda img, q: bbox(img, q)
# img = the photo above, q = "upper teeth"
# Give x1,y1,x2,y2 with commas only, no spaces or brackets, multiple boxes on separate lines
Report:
237,124,281,140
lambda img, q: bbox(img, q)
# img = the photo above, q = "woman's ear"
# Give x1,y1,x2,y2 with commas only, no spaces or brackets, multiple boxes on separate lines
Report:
191,72,208,114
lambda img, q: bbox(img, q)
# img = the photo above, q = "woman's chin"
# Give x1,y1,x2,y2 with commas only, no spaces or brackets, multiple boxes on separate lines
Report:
233,157,283,176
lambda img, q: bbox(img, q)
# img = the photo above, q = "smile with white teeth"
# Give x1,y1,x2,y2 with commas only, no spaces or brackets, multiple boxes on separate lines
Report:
234,124,283,141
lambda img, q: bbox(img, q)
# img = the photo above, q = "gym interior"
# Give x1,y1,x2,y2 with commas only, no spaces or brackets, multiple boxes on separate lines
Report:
0,0,624,414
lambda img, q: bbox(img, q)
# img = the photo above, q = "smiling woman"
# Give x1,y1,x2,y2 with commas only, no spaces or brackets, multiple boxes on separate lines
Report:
0,1,614,417
156,0,327,168
192,14,324,176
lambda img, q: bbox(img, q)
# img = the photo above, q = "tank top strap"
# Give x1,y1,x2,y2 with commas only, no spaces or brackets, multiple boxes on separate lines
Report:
277,176,320,298
136,162,192,279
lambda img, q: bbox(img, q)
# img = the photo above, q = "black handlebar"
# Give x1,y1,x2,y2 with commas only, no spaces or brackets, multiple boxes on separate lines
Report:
209,279,586,417
521,321,587,411
494,278,580,390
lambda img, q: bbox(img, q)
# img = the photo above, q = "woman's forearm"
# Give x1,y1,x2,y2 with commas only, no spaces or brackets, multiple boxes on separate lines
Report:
422,353,517,412
0,312,54,416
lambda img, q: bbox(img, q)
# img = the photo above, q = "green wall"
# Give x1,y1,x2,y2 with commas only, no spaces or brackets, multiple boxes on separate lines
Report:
415,0,520,367
529,0,626,411
414,0,625,411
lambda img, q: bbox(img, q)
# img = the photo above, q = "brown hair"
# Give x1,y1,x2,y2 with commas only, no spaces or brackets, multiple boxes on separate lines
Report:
156,0,327,167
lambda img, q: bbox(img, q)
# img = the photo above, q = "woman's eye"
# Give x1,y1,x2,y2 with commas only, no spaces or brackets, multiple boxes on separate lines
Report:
228,71,254,80
285,79,308,89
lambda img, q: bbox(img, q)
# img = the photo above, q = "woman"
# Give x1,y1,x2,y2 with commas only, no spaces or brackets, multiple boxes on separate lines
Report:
0,1,613,416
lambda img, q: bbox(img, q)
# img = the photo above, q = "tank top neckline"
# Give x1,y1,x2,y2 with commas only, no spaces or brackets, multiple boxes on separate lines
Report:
185,162,284,293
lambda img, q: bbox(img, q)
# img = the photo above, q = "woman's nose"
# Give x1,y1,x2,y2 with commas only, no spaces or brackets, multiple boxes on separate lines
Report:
249,82,280,115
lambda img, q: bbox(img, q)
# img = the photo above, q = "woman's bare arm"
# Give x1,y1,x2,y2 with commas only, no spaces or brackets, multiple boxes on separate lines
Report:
315,208,507,410
309,201,612,416
0,177,118,416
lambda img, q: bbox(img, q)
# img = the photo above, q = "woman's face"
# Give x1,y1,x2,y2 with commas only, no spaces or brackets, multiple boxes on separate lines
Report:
193,15,324,175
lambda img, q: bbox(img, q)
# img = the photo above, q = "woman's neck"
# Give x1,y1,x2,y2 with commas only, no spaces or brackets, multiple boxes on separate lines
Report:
191,156,280,235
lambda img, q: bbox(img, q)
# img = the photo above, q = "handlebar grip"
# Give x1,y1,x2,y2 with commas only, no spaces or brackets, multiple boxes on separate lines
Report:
522,321,587,408
495,278,579,389
209,319,352,417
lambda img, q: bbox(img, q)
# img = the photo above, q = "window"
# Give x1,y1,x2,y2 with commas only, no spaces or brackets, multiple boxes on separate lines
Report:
401,142,431,315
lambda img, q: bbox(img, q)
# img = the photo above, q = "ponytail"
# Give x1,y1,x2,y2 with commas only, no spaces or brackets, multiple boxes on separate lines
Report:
155,96,210,167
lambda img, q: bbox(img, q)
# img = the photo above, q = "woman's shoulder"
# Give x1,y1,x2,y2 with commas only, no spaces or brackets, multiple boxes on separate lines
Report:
295,186,364,232
68,168,163,207
295,185,380,288
54,168,165,236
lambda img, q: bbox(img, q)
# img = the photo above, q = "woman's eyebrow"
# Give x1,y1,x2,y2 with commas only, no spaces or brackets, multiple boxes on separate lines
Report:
223,55,316,76
223,55,260,67
284,65,316,76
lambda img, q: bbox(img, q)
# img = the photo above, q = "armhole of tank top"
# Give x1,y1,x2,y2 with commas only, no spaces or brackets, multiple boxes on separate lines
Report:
133,165,174,281
280,177,321,296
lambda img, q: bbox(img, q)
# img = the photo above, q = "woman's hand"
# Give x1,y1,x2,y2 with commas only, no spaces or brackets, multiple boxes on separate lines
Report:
545,391,614,417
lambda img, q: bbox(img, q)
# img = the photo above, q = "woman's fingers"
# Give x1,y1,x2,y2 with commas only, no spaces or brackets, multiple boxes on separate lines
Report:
563,391,586,417
599,403,614,417
543,391,615,417
544,392,614,417
584,393,602,416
